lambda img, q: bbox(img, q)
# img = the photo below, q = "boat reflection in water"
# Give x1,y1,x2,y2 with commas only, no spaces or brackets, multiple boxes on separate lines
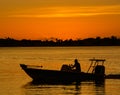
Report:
22,80,105,95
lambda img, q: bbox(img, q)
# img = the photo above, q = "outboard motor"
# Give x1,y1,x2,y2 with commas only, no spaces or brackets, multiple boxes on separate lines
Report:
95,65,105,81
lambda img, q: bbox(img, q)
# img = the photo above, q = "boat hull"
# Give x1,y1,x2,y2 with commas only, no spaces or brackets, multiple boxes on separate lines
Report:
20,64,104,83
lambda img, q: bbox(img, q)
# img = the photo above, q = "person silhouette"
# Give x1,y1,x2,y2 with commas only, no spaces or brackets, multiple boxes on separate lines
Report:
72,59,81,72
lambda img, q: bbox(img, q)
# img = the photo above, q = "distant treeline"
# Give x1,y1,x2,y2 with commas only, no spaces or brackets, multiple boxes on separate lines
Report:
0,36,120,47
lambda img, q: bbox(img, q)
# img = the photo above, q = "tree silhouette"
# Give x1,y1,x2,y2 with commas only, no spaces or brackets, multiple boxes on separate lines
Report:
0,36,120,47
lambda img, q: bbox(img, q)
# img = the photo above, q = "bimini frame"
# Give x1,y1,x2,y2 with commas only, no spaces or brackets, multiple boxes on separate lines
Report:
87,58,106,73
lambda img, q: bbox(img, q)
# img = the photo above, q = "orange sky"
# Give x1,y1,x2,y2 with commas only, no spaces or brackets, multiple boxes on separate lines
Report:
0,0,120,40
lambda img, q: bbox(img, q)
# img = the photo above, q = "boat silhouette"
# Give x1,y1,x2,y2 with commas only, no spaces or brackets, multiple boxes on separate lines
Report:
20,58,106,84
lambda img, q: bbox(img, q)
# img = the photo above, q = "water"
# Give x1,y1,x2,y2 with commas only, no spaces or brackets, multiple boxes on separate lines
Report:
0,46,120,95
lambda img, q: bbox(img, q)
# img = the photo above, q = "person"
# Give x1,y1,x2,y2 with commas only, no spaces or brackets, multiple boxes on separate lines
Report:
72,59,81,72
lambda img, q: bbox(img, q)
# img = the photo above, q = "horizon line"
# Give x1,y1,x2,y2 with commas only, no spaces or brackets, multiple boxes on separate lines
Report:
1,35,120,41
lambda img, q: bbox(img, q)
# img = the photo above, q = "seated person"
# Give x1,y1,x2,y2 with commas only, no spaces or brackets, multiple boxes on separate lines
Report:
72,59,81,72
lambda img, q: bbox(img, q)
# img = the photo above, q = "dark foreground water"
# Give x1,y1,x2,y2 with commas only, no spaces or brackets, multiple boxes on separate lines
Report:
0,47,120,95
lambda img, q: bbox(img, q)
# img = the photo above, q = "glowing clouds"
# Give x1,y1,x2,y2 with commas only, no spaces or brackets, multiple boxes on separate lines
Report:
8,5,120,18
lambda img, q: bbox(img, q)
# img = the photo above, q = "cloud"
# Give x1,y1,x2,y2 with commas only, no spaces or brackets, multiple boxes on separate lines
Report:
8,5,120,18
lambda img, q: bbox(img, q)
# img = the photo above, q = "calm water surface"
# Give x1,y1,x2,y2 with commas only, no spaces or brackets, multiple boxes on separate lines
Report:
0,47,120,95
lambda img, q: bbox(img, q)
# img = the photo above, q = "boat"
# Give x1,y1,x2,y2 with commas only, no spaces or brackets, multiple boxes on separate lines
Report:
20,58,106,84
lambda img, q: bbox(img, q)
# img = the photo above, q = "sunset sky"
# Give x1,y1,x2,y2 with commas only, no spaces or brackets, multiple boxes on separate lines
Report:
0,0,120,40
